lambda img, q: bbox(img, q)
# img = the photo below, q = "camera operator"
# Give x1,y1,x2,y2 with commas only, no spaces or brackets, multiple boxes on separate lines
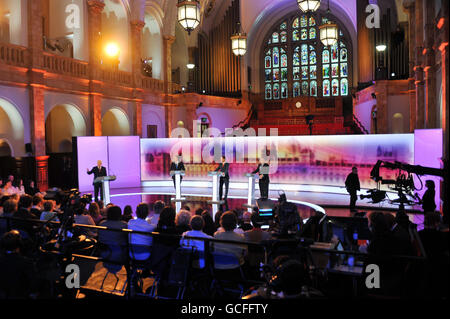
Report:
272,193,301,237
243,255,323,299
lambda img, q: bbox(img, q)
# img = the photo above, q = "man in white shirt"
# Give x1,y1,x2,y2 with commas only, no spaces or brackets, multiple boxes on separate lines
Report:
128,203,155,261
180,215,212,268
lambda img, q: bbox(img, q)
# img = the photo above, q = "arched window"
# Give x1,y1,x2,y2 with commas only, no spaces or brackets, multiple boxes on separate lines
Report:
263,12,351,100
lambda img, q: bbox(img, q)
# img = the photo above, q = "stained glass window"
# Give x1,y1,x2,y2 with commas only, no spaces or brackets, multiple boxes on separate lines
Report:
263,13,350,99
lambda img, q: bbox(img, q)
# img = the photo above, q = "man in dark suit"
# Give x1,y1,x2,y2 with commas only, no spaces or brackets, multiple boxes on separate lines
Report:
345,166,360,211
215,156,229,200
170,155,186,188
252,159,270,199
87,160,107,202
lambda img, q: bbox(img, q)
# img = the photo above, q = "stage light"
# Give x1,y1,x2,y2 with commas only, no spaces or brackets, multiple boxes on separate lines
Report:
104,42,120,58
186,63,195,69
376,44,387,52
297,0,321,12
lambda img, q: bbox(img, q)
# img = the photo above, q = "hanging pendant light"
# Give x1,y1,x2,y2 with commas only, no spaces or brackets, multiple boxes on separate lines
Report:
177,0,201,35
297,0,321,12
319,0,338,46
231,23,247,56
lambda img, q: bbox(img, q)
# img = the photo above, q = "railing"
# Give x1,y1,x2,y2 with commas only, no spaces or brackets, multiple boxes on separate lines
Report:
141,76,164,92
352,114,370,134
0,43,29,67
100,68,133,86
42,52,89,78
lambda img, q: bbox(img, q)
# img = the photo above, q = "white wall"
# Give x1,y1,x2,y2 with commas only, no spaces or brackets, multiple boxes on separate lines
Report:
387,95,410,133
0,0,28,46
171,23,189,86
48,0,89,61
142,13,163,79
353,99,376,133
142,104,165,138
102,0,131,71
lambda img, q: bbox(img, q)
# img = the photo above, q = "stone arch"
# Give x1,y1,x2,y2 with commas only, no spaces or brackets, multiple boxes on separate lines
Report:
392,112,404,133
0,138,13,157
0,97,25,157
102,107,131,136
45,104,87,153
142,8,163,79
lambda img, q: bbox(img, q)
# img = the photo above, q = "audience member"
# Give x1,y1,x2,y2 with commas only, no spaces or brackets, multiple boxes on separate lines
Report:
30,195,44,219
240,212,253,232
88,202,103,225
201,211,216,237
74,203,96,238
122,205,133,223
128,203,155,261
150,200,164,227
244,212,272,243
40,201,59,222
180,215,212,268
24,180,40,197
0,230,38,299
175,209,191,234
12,195,36,236
98,206,128,263
213,211,247,270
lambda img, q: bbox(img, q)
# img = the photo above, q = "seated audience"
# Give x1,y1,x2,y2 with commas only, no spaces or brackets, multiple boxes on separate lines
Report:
149,200,164,227
30,195,44,219
98,206,128,262
122,205,133,223
0,199,18,235
74,204,96,238
39,200,59,222
88,202,103,225
180,215,212,268
201,211,216,237
12,195,36,236
213,211,247,270
128,203,155,261
244,212,272,243
175,209,191,234
0,230,38,299
24,180,40,197
418,212,447,261
240,211,253,232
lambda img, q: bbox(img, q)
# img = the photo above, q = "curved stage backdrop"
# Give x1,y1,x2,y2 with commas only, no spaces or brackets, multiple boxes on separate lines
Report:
75,130,442,210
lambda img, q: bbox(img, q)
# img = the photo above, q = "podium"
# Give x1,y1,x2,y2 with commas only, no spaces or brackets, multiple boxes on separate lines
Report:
243,173,259,212
93,175,116,204
170,170,186,212
207,171,223,220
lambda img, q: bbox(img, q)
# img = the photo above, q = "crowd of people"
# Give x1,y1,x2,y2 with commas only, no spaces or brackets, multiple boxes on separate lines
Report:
0,181,448,299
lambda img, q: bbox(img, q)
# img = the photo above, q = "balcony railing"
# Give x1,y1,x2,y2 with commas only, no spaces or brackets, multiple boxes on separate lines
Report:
0,43,29,67
142,76,164,92
43,52,88,78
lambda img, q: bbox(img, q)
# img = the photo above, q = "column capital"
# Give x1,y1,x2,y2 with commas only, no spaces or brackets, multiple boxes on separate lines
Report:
131,20,146,32
163,35,176,45
439,42,449,52
87,0,105,14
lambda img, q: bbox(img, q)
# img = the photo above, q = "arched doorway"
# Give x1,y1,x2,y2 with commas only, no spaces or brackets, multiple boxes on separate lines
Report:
142,11,163,79
102,107,130,136
392,113,404,133
0,97,25,157
45,104,87,153
0,139,12,157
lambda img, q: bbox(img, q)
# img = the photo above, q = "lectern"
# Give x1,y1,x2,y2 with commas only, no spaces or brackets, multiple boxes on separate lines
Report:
243,173,259,212
170,170,186,212
207,171,223,220
94,175,116,204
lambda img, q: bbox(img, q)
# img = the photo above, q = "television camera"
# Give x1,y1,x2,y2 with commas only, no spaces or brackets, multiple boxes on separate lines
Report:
360,160,444,209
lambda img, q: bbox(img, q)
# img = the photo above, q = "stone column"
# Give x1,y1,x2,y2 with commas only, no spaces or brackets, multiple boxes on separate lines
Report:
439,40,449,223
130,20,145,86
414,0,425,129
424,1,436,128
87,0,105,69
374,83,388,134
404,1,416,132
133,100,143,137
90,94,102,136
27,0,43,67
163,36,176,94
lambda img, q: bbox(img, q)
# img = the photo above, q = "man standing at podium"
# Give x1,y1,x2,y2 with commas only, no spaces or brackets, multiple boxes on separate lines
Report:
170,155,186,188
87,160,107,202
252,158,270,199
215,155,229,200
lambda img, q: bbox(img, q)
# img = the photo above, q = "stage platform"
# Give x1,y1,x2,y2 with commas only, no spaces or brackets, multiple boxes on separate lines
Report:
104,182,418,213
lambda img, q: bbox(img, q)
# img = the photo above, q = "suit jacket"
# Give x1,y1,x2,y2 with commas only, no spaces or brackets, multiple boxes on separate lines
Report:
170,162,186,172
215,162,229,179
87,166,107,185
252,164,270,182
345,173,360,192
